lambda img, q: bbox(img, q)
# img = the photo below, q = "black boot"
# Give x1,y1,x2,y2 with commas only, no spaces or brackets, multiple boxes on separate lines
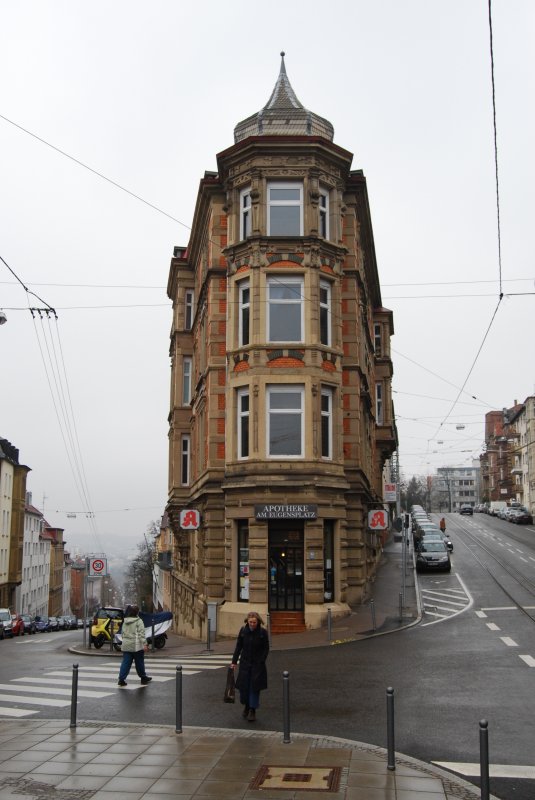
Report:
242,705,249,718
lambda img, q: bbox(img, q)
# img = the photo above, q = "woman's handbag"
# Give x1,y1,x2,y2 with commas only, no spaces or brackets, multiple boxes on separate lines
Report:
223,666,236,703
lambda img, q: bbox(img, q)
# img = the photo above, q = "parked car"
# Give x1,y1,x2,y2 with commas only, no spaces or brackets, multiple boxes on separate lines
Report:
510,508,533,524
48,616,60,631
416,540,451,572
21,614,37,634
420,530,453,552
0,608,14,638
68,615,79,629
11,615,26,636
459,504,473,515
35,615,50,632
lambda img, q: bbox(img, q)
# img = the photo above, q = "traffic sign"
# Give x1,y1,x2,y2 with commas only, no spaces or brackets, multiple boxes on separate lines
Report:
88,557,108,577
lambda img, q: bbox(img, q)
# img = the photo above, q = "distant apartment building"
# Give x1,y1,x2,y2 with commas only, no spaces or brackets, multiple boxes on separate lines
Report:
41,525,66,616
435,462,480,511
165,57,396,639
16,493,51,617
0,438,30,609
479,401,533,509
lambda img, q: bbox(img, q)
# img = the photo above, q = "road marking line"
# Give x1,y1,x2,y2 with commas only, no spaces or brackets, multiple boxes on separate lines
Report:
480,606,517,611
0,706,38,717
519,655,535,667
500,637,518,647
0,694,70,707
520,557,529,563
420,572,474,627
530,557,535,562
421,595,467,608
475,611,487,618
422,611,447,618
13,676,173,688
515,549,524,554
432,762,535,779
486,623,500,631
0,682,112,699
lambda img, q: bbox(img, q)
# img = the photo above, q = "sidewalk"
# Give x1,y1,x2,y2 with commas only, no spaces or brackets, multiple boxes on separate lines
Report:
2,540,500,799
0,718,494,800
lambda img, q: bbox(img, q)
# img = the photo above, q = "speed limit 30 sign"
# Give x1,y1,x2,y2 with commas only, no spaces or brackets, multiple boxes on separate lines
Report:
88,557,108,577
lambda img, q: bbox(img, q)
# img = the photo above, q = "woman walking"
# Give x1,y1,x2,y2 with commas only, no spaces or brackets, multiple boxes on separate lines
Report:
439,517,446,534
118,605,152,687
231,611,269,722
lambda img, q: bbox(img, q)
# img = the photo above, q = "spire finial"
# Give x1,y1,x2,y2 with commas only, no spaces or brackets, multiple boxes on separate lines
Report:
280,51,285,57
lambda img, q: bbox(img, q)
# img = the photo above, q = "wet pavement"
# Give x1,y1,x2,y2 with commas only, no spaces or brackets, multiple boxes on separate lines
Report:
0,539,500,799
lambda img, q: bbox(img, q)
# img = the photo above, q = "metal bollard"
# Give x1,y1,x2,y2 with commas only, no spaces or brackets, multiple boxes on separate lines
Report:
206,619,212,652
386,687,395,770
175,666,183,734
327,608,332,641
370,598,377,631
109,620,114,652
399,592,403,623
70,664,79,728
267,613,272,647
282,671,291,744
151,622,155,653
479,720,490,800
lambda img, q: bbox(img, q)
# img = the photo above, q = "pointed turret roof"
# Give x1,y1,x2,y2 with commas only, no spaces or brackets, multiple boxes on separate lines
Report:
234,53,334,143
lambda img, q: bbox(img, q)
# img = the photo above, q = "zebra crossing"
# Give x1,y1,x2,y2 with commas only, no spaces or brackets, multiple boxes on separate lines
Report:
419,575,472,626
0,654,230,718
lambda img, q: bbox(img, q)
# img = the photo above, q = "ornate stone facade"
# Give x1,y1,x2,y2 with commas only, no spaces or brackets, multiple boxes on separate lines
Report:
166,58,396,639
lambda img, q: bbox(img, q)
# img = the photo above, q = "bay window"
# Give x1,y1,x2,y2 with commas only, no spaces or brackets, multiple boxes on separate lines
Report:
267,276,303,342
240,188,252,239
237,388,250,459
321,387,333,459
238,280,250,347
268,182,303,235
267,385,304,457
319,280,332,346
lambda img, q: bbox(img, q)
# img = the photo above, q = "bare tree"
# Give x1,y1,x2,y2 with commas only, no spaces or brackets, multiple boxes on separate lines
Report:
123,521,159,612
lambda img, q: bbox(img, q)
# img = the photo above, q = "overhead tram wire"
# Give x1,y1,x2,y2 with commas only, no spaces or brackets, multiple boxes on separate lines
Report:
1,254,104,551
428,1,507,441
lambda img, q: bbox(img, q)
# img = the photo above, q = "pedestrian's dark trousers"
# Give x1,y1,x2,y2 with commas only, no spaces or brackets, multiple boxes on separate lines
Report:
239,667,260,710
119,650,147,682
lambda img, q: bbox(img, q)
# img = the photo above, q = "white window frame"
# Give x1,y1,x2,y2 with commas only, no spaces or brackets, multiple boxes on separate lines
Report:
376,382,383,425
267,181,303,236
237,387,250,459
319,280,332,347
182,357,192,405
321,387,333,460
267,385,304,459
240,188,252,240
319,188,329,239
267,276,304,343
238,279,250,347
184,290,194,331
374,323,382,355
180,435,190,486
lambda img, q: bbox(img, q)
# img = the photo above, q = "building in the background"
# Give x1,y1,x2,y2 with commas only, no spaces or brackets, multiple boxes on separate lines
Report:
70,558,87,618
41,525,66,616
62,551,72,615
0,439,30,609
153,512,173,613
481,398,535,514
17,493,51,617
165,57,396,639
434,461,480,512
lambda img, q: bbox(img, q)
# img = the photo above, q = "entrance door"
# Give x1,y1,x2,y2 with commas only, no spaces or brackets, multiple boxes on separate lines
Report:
269,525,304,611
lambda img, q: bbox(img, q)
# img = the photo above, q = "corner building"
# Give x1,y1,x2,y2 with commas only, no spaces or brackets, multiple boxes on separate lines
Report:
166,57,396,638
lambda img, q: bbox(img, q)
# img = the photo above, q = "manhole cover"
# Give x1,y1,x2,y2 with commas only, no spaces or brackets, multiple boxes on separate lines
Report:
250,765,342,792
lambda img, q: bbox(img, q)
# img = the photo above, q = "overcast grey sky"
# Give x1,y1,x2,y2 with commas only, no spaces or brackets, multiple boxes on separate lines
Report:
1,1,533,554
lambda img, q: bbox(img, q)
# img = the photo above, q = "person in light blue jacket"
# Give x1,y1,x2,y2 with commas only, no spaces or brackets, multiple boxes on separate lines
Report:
117,605,152,687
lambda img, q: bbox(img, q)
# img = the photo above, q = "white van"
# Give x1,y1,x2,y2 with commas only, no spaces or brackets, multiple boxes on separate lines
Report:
489,501,507,516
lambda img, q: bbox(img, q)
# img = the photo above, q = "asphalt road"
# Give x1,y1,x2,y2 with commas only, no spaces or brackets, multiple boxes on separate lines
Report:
2,511,534,800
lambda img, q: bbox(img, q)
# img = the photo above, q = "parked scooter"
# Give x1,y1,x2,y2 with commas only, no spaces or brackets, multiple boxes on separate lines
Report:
91,611,123,649
113,611,173,651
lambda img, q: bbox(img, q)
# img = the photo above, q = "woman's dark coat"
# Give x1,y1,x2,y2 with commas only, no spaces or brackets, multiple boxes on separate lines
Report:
232,624,269,692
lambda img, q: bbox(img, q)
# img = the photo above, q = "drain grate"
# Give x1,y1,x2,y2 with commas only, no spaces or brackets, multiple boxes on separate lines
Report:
250,765,342,792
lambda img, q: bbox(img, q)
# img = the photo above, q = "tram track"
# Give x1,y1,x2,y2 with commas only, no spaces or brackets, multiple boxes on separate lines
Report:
446,515,535,626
